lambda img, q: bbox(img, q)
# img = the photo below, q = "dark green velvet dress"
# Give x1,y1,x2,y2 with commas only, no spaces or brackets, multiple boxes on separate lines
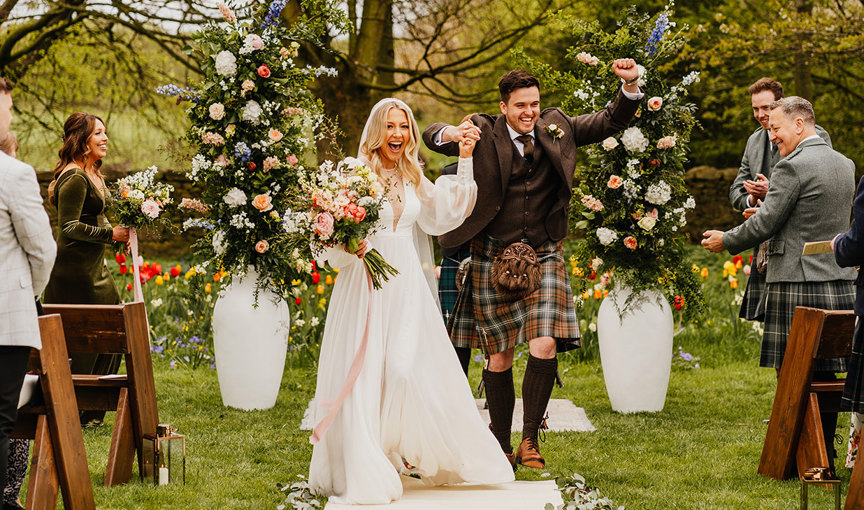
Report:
43,168,121,384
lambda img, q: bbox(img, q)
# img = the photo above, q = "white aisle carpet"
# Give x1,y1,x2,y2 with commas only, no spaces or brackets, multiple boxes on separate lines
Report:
300,398,596,433
323,476,562,510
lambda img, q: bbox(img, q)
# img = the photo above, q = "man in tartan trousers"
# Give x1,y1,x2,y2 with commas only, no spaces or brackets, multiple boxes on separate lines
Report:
704,96,856,468
728,78,831,322
423,64,642,469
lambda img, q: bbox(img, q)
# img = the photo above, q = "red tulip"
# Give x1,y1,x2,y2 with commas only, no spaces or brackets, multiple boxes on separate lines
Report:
170,266,180,277
295,297,302,306
312,272,320,284
126,283,133,291
115,253,126,264
249,162,256,171
119,264,127,275
152,263,163,274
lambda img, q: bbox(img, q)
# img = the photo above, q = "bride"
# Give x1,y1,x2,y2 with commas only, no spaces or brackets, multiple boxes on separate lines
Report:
308,98,515,504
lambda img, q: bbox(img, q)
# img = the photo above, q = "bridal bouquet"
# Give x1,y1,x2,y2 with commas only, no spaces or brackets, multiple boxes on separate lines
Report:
287,157,398,289
111,166,174,231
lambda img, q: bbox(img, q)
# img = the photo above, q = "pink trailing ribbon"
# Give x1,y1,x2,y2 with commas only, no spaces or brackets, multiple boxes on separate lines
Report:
129,227,145,303
309,271,373,445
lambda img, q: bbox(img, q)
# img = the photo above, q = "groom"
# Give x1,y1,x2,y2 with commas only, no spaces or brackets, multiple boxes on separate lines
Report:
423,62,642,469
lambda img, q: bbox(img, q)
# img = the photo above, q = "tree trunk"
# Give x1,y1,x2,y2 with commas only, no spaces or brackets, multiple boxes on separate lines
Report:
792,0,814,100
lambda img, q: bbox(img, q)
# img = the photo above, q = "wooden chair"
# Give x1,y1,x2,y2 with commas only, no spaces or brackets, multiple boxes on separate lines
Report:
846,451,864,509
11,314,95,509
41,302,159,485
758,307,856,481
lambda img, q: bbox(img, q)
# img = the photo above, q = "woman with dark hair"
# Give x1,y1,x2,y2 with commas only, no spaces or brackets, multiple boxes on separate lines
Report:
43,113,129,423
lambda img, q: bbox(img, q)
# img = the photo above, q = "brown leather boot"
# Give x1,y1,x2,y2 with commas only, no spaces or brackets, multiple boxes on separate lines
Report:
515,437,545,469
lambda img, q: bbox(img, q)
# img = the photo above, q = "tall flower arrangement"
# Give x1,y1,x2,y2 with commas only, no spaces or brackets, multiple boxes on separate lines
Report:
160,1,343,299
517,3,704,318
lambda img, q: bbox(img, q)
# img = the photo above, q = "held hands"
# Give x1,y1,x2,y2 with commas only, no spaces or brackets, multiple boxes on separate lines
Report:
112,225,130,243
459,137,476,158
701,230,725,253
443,119,481,145
344,239,369,259
612,58,640,90
744,174,769,201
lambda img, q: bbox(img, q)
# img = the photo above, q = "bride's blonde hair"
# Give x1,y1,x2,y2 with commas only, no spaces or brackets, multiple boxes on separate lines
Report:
359,100,423,187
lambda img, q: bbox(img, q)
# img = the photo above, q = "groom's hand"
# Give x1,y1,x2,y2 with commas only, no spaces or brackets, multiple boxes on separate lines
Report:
612,58,640,93
442,120,481,144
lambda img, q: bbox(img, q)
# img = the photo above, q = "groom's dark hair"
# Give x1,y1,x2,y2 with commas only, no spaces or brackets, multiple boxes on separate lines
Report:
498,70,539,104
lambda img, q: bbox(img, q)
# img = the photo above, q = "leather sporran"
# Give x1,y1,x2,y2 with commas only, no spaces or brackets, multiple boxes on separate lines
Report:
756,240,769,274
455,256,471,292
490,242,541,301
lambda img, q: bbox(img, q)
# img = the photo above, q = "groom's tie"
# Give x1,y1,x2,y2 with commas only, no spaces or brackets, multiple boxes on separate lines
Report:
516,134,534,162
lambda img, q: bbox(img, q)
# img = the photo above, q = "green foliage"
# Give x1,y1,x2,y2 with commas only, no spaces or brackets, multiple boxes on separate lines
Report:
517,4,705,320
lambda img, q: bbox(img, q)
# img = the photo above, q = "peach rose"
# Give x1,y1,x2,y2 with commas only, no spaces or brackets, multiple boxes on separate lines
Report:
657,135,677,150
263,156,280,172
647,96,663,111
287,154,299,166
252,193,273,212
355,206,366,222
257,64,271,78
209,103,225,120
624,236,638,250
255,240,269,253
268,129,283,142
607,175,623,189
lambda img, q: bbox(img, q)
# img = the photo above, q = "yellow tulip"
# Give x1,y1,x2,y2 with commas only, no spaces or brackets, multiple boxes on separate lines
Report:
163,272,170,281
317,285,324,295
291,279,301,286
603,290,609,298
155,276,164,286
700,268,709,278
334,268,340,273
185,269,196,279
730,279,738,289
205,283,212,293
325,275,334,285
582,290,591,299
691,264,700,273
593,289,602,299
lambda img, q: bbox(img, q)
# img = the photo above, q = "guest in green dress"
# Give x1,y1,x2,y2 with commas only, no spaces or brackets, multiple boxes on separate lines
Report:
43,112,129,423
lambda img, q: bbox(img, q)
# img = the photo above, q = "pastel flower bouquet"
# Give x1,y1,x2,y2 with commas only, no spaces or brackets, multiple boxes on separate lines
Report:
286,157,398,290
517,3,705,318
159,1,344,298
111,166,174,231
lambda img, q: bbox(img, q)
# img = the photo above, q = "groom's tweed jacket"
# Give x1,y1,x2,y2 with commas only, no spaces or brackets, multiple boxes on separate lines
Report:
423,90,640,249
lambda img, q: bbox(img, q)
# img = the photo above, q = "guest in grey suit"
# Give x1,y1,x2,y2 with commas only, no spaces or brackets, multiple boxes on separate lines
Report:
0,77,56,499
704,96,855,467
729,78,831,321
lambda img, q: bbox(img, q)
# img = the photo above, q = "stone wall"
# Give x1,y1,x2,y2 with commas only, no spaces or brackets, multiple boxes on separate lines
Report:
682,166,742,243
34,164,743,259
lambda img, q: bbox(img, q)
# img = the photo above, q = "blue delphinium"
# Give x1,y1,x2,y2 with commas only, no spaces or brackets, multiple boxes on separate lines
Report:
645,12,670,57
155,84,201,104
263,0,287,28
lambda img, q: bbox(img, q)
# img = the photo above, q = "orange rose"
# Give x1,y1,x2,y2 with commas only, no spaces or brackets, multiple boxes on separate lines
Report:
252,193,273,212
623,236,637,250
255,240,269,253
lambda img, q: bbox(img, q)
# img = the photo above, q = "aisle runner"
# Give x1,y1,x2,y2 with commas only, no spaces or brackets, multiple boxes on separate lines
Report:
301,398,596,432
324,476,563,510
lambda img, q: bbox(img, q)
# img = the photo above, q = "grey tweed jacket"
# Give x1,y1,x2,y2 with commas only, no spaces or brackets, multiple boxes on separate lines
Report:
729,125,831,212
723,137,857,284
0,152,56,349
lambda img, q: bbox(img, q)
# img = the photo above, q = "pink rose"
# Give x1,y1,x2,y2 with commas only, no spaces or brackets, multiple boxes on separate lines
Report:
314,212,335,238
647,208,658,219
248,34,264,51
201,132,225,146
287,154,299,166
607,175,623,189
215,154,228,167
141,199,161,219
263,156,280,172
255,240,269,253
268,129,283,142
624,236,637,250
209,103,225,120
252,193,273,212
647,96,663,111
355,206,366,222
657,135,677,150
257,64,271,78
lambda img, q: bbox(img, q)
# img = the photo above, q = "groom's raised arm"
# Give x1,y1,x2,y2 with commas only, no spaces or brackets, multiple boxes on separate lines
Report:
422,122,460,157
566,89,641,146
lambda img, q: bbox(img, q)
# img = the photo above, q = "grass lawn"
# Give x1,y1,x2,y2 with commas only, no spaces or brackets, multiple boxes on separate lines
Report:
61,339,851,509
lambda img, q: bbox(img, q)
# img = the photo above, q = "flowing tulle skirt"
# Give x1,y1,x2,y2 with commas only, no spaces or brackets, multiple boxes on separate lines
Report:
309,226,514,505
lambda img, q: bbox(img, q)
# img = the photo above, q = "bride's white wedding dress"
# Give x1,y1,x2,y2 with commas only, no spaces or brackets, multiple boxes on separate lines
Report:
309,157,515,505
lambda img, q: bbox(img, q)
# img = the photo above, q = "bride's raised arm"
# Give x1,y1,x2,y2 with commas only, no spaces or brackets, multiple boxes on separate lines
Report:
416,141,477,236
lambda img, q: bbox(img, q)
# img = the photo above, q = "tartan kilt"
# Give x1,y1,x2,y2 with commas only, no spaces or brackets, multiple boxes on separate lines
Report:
761,280,855,372
447,235,580,354
438,246,471,324
739,270,767,321
842,317,864,412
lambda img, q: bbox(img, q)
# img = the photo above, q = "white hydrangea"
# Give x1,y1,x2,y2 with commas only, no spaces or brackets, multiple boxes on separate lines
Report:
223,187,247,208
620,127,649,153
597,227,618,246
241,100,263,124
684,197,696,209
623,179,640,200
214,51,237,76
212,230,226,256
645,181,672,205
